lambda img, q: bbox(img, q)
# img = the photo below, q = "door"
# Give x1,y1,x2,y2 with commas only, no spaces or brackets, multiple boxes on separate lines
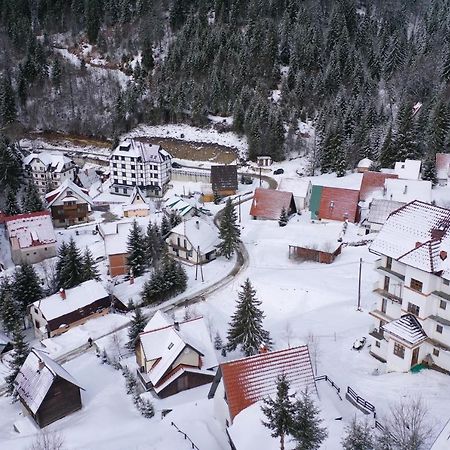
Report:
411,347,419,367
381,298,387,314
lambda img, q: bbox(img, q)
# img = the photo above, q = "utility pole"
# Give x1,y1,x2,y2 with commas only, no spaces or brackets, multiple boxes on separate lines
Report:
259,167,262,187
357,258,362,311
198,245,204,282
238,195,241,223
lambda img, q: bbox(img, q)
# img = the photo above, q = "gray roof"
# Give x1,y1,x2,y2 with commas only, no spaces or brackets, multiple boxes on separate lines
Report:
367,199,405,225
211,165,238,191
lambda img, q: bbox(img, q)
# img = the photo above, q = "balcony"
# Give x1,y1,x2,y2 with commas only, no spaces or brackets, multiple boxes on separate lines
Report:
369,328,385,340
432,290,450,302
375,264,405,282
373,288,402,304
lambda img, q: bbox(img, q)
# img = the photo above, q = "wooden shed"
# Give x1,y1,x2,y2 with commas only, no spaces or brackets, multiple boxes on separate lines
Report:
289,243,342,264
211,165,238,196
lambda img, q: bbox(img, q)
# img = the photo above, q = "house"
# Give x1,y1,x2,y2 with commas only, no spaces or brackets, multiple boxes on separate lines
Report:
164,195,196,219
210,165,238,196
14,349,84,428
364,199,405,233
393,159,422,180
436,153,450,186
166,218,219,264
45,179,93,227
277,178,312,210
249,188,296,220
135,311,218,398
208,346,316,429
359,171,398,203
369,200,450,373
122,187,150,218
5,211,57,265
384,179,432,204
257,156,272,167
30,279,127,338
74,167,101,190
309,186,360,223
356,157,373,173
109,138,172,197
23,152,77,195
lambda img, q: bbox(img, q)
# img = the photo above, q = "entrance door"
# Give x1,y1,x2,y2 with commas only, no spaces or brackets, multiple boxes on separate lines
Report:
411,347,419,367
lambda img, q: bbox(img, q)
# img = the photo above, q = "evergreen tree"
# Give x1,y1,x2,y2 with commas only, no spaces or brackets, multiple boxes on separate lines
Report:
427,99,450,155
169,211,182,228
5,324,30,395
4,189,21,216
55,241,68,286
0,277,21,335
0,75,17,125
57,238,84,289
22,182,44,213
160,215,171,237
290,389,328,450
422,159,438,186
127,307,147,348
51,58,62,89
214,331,223,350
127,220,148,277
82,247,100,281
0,136,23,191
217,199,241,259
341,418,374,450
395,101,419,161
140,398,155,418
141,37,154,73
261,374,295,450
146,222,164,267
227,278,272,356
85,0,102,43
12,263,43,319
379,126,396,168
279,207,288,227
441,48,450,83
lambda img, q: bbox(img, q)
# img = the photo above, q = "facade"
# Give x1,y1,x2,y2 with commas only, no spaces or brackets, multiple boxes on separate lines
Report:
393,159,422,180
122,186,150,218
23,152,77,195
210,165,238,196
45,179,93,227
369,201,450,373
109,139,172,197
256,156,273,167
5,211,57,265
30,280,127,338
166,218,219,264
15,349,83,428
250,188,296,220
277,178,312,211
135,311,217,398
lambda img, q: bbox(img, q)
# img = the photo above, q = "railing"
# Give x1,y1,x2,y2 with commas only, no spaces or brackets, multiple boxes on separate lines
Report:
315,375,342,399
171,422,200,450
374,420,385,432
346,386,376,416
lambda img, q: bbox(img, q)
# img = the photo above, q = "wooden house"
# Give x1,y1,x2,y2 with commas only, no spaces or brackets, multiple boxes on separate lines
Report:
122,186,150,218
211,165,238,196
15,349,84,428
249,188,296,220
135,311,218,398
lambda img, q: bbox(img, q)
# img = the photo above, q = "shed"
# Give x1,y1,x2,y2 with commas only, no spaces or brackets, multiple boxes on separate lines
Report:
257,156,273,167
210,165,238,196
356,158,373,173
249,188,296,220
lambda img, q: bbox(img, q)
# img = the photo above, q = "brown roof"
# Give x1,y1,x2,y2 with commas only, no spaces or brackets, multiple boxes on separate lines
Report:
219,346,316,421
318,186,360,222
359,172,398,202
211,165,238,192
250,188,295,220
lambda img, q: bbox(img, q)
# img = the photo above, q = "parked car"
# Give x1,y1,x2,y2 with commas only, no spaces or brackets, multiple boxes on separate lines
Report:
273,168,284,175
240,175,253,185
172,162,182,168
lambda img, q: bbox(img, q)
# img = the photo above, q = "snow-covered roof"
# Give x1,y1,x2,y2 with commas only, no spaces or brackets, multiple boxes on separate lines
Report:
384,178,432,204
45,179,93,207
111,139,171,163
23,152,74,173
33,280,109,321
367,199,405,226
139,311,218,391
165,196,195,217
102,221,133,255
5,212,57,249
15,349,83,414
289,221,343,253
277,178,311,198
370,201,450,274
357,158,373,168
168,218,218,254
250,188,295,220
393,159,422,180
382,314,427,346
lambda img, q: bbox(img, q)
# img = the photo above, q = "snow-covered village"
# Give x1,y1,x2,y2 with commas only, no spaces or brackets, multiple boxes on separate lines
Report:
2,1,450,450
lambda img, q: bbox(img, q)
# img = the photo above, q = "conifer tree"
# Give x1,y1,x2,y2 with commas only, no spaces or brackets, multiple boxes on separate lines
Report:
441,48,450,83
140,398,155,418
422,159,438,186
12,263,43,319
395,101,419,161
217,199,241,259
82,247,100,281
55,241,68,285
57,238,84,289
214,331,223,350
261,374,295,450
160,215,171,237
4,189,21,216
290,389,328,450
22,182,44,213
0,74,17,125
169,211,182,228
127,307,147,348
127,220,148,277
379,126,396,168
227,278,272,356
51,58,62,89
341,418,374,450
0,277,21,335
279,207,288,227
146,222,164,267
5,324,30,395
0,136,23,191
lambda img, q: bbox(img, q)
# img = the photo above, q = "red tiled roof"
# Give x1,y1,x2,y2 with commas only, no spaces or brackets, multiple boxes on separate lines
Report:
318,186,360,222
250,188,295,220
4,210,50,221
220,346,316,421
359,172,398,202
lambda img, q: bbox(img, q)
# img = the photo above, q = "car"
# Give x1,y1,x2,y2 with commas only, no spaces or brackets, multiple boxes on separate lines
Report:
172,162,182,168
273,168,284,175
240,175,253,185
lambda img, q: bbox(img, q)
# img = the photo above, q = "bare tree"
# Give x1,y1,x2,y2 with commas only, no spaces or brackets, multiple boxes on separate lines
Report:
307,332,320,375
29,431,65,450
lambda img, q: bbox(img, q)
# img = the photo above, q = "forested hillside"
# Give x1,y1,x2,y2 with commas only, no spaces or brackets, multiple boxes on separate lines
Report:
0,0,450,175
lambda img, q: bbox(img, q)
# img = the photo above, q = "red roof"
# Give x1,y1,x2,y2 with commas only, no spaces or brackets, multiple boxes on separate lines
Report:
250,188,295,220
359,171,398,202
220,346,316,421
4,210,50,222
318,187,360,222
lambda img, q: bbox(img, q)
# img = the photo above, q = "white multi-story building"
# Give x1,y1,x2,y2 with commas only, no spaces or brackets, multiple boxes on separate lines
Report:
369,200,450,373
109,139,172,197
23,152,77,194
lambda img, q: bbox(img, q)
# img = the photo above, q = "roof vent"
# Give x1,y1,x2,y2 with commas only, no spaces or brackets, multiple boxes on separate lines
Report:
168,342,174,350
440,251,447,261
174,322,179,331
415,242,422,248
38,359,45,372
59,288,66,300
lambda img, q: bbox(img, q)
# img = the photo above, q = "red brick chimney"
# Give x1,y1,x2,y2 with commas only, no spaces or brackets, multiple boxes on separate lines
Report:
59,288,66,300
259,343,268,354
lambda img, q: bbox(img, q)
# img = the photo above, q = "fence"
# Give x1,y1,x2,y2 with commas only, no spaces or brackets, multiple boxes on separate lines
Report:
171,422,200,450
315,375,342,400
346,386,376,416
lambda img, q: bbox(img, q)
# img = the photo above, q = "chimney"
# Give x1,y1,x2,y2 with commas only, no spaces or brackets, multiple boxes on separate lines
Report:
59,288,66,300
415,242,422,248
259,343,268,354
174,321,180,331
195,220,200,230
440,251,447,261
38,359,45,372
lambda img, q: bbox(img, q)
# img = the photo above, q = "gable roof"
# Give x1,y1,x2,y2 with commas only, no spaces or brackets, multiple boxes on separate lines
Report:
278,178,311,198
394,159,421,180
384,179,432,204
367,199,405,226
23,152,74,173
111,139,171,163
45,179,93,207
211,165,238,192
129,186,148,205
168,218,218,254
216,346,316,421
15,349,83,414
382,314,427,346
312,186,360,223
250,188,295,220
359,172,398,202
165,195,195,217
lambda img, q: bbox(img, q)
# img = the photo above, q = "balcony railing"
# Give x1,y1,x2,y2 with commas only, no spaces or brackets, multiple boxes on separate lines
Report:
369,328,385,340
373,288,402,304
375,264,405,281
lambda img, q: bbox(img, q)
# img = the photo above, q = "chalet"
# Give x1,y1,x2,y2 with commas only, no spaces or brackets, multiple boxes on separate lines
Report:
393,159,422,180
45,179,93,227
359,171,398,204
15,349,84,428
122,186,150,218
135,311,218,398
436,153,450,186
208,346,316,429
369,201,450,373
309,186,360,223
166,218,219,264
249,188,296,220
164,195,196,219
277,178,312,211
356,157,373,173
364,199,405,233
5,211,57,265
383,179,432,204
211,165,238,196
30,279,127,338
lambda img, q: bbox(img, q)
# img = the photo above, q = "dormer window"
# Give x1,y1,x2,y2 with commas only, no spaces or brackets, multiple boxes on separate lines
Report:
168,343,174,350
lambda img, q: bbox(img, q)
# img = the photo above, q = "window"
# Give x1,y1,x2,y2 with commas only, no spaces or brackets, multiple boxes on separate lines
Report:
113,171,118,176
113,179,118,184
437,324,443,334
122,172,126,177
375,341,381,348
131,173,135,178
433,348,440,357
131,165,135,170
114,156,119,160
122,164,126,169
114,187,119,193
407,302,420,316
121,156,125,161
410,278,423,292
393,342,405,359
384,276,390,291
440,300,447,310
112,163,117,168
381,298,387,313
386,257,392,269
444,279,450,286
